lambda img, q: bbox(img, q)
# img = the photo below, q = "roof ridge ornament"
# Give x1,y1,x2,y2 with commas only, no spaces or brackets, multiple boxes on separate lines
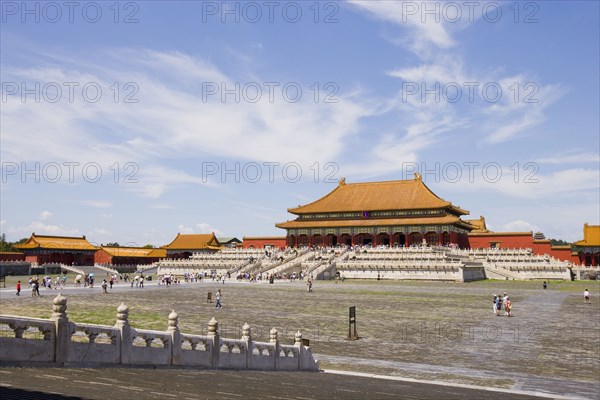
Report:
339,177,346,186
414,172,422,181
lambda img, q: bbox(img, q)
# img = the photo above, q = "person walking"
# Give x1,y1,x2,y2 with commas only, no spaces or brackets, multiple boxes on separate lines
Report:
505,297,512,317
16,280,21,296
584,289,591,304
215,289,223,309
495,295,502,316
102,279,108,294
492,295,498,315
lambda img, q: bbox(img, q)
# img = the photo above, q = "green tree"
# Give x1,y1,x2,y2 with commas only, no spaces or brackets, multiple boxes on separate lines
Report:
550,238,571,246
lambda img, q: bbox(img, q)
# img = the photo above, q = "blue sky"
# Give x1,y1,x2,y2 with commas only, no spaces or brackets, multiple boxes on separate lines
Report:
1,1,598,246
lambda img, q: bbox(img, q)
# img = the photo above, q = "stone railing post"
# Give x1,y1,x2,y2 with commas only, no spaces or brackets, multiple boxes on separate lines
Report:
241,323,252,369
115,302,132,365
167,310,181,366
208,317,220,368
270,328,279,370
51,293,70,365
294,330,303,370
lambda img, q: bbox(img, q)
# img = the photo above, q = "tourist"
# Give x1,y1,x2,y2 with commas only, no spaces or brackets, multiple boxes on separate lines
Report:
307,277,313,292
101,279,108,294
215,289,223,309
584,289,590,304
492,295,497,315
503,292,509,315
495,295,502,316
55,276,60,289
139,274,145,288
16,280,21,296
543,281,547,290
31,280,39,297
505,297,512,317
109,277,114,289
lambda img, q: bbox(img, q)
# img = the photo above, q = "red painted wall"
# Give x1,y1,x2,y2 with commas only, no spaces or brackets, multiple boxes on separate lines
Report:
94,249,112,264
0,252,25,261
468,233,534,249
243,237,287,249
468,234,579,263
532,241,580,264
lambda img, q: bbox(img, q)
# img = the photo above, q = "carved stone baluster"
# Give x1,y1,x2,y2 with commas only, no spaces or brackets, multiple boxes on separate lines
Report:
270,328,279,370
51,294,69,365
208,317,220,367
115,302,131,364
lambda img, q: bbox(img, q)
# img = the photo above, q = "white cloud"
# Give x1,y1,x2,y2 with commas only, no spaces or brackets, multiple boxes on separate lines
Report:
535,150,600,165
4,221,80,237
440,167,600,200
176,223,224,236
196,223,224,236
348,0,458,52
501,220,537,233
1,48,376,195
39,210,52,220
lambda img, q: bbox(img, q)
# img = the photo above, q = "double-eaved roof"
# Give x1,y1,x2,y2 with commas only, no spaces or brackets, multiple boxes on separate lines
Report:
277,175,472,230
286,176,468,215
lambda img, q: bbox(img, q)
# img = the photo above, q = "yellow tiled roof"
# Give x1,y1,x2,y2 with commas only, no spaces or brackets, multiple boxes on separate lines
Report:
162,233,221,250
102,247,167,258
14,234,98,250
574,224,600,247
276,215,471,229
464,216,489,233
288,176,468,215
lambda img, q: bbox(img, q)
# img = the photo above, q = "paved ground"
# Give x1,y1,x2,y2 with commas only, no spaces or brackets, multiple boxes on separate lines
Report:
0,367,566,400
1,278,599,399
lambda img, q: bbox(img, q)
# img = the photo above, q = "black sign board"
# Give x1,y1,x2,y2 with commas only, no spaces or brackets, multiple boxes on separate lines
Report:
348,306,358,340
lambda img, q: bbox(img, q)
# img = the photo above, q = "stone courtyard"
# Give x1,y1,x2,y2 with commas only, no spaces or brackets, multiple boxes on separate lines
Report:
1,278,598,399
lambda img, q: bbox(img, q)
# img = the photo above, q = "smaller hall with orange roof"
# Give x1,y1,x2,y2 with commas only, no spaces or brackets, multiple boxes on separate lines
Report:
95,246,167,266
14,234,98,265
276,174,474,248
161,233,221,259
573,224,600,266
